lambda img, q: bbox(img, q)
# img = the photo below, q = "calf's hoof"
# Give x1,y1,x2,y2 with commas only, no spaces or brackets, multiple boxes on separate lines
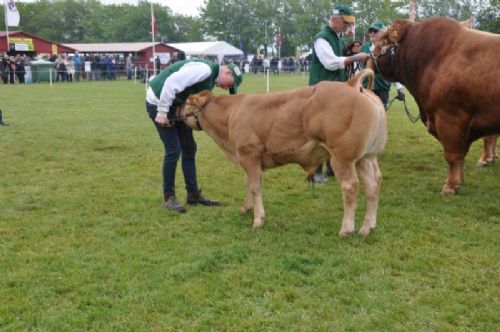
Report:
338,229,354,238
359,226,374,237
252,218,264,228
240,206,252,214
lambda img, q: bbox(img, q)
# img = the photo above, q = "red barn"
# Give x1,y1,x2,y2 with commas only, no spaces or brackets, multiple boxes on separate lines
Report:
63,42,181,71
0,31,75,56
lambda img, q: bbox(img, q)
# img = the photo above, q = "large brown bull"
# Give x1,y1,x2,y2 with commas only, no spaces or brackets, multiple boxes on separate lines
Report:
371,17,500,193
178,70,386,237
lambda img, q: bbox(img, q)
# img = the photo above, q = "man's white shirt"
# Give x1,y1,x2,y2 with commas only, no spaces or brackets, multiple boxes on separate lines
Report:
313,36,347,71
146,62,213,117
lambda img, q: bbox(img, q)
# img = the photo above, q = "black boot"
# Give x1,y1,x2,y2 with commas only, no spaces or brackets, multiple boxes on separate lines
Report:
187,189,219,206
0,110,7,126
325,161,335,177
164,195,186,213
311,165,327,183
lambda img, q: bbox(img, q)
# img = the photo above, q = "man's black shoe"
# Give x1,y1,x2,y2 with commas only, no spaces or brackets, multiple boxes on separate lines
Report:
187,190,219,206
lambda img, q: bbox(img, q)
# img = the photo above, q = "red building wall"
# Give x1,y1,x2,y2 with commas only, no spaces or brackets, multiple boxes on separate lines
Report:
135,44,180,71
0,31,75,55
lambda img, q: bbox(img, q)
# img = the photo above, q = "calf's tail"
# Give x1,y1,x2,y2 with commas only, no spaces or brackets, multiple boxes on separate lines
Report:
347,68,374,91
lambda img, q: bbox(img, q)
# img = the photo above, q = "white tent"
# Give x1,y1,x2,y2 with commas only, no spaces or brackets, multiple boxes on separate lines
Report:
167,41,243,58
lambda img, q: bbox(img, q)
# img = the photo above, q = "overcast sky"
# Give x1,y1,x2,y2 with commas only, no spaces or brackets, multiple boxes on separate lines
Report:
101,0,205,16
17,0,205,16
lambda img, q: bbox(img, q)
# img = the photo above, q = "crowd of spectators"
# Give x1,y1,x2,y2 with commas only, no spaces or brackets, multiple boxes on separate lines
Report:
0,52,131,84
1,50,316,85
249,56,310,74
1,53,29,84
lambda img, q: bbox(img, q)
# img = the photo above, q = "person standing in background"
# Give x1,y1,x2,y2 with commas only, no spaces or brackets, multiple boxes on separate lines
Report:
73,51,81,81
308,5,370,183
126,53,133,80
361,20,405,107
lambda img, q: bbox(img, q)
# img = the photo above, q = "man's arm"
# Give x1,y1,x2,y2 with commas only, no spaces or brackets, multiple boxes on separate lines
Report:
314,38,346,71
314,38,370,71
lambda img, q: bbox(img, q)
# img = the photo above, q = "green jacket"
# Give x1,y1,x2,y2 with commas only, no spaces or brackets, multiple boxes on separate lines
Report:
309,26,346,86
361,42,390,91
150,58,220,108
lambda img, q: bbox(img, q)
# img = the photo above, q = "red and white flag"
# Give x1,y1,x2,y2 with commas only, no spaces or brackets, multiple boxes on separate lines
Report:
347,22,356,39
409,0,417,23
151,11,157,35
4,0,20,26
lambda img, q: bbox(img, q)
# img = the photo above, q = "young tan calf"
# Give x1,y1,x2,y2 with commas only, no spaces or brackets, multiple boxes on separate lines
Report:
179,69,386,237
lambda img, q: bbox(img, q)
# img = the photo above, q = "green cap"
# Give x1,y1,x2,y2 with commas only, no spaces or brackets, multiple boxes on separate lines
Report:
369,20,385,32
227,64,243,95
331,5,355,23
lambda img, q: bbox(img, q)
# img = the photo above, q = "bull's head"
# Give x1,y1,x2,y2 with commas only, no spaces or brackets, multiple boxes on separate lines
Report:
177,90,213,131
372,19,412,82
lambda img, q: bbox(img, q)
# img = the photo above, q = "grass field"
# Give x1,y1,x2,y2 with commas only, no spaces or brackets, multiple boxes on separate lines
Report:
1,74,498,331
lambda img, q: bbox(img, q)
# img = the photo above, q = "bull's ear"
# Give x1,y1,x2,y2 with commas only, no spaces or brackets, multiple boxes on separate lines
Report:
389,19,411,43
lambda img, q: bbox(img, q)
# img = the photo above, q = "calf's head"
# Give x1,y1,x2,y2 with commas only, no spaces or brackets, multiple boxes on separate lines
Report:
178,90,213,131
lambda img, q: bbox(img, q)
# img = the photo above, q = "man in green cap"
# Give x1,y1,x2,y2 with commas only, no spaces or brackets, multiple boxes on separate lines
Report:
308,5,370,183
146,59,243,213
361,20,405,107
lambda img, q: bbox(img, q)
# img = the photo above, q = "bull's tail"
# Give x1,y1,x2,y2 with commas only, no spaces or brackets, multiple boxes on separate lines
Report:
347,68,374,91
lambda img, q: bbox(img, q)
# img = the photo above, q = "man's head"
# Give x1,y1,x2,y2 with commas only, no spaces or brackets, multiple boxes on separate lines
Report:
218,64,243,94
368,20,386,43
329,5,355,33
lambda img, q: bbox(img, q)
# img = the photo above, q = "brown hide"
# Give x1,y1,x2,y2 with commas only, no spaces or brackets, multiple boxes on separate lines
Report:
180,70,387,237
373,17,500,193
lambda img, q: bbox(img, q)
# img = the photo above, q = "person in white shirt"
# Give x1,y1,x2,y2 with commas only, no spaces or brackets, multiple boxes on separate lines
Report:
308,5,370,182
146,59,243,213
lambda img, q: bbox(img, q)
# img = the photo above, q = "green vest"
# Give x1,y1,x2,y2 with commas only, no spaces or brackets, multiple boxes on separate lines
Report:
361,42,391,91
149,59,220,107
309,26,346,86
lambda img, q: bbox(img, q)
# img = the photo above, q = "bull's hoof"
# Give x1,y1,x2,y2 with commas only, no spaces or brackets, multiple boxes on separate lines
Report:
441,184,459,195
477,159,494,167
252,218,264,228
338,229,354,238
359,226,374,237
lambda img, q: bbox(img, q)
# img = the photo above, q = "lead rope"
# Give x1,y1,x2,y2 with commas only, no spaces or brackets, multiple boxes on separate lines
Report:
385,96,420,123
308,177,319,199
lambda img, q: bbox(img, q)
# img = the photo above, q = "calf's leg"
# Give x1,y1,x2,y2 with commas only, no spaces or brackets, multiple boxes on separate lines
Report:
239,158,265,228
357,158,382,236
331,157,359,237
240,173,254,214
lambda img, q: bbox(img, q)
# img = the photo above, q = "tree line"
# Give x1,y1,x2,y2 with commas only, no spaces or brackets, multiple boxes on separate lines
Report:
2,0,498,57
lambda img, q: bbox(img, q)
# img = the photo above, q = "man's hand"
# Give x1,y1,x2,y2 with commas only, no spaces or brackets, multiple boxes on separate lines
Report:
396,89,406,101
155,114,171,127
355,52,370,63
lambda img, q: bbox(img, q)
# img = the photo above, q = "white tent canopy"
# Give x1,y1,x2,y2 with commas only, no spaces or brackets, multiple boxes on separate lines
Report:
167,41,243,57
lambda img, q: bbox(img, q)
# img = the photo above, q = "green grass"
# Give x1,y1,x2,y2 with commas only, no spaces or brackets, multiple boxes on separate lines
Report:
0,74,498,331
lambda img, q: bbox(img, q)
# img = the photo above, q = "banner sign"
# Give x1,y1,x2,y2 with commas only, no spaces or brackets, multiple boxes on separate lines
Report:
9,37,35,51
